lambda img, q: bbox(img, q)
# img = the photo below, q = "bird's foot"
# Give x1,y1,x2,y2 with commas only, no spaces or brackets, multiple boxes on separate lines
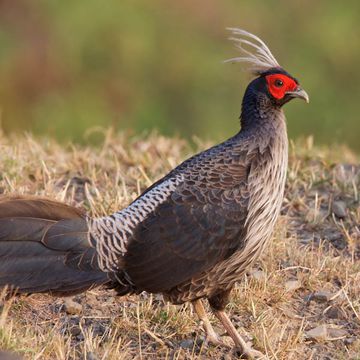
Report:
213,310,265,359
193,299,230,348
204,330,230,348
233,344,265,359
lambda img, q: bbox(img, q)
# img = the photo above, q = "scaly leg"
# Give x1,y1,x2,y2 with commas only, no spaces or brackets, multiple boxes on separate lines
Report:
192,299,226,346
208,290,264,359
213,310,265,359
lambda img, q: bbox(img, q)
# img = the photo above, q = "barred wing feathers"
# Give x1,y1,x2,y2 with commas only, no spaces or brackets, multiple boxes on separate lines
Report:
122,145,251,293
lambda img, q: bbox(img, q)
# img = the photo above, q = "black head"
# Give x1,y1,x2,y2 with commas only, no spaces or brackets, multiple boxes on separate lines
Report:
240,67,309,130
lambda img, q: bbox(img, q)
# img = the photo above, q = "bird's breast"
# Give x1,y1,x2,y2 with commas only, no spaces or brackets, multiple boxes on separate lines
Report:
242,130,288,263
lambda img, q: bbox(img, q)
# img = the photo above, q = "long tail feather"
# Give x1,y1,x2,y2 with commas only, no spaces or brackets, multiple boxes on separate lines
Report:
0,196,109,296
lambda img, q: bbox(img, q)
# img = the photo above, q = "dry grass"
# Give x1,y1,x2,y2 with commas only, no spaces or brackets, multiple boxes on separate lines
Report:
0,130,359,359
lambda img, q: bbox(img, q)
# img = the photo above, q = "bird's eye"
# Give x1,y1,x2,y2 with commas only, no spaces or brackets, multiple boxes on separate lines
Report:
274,79,283,87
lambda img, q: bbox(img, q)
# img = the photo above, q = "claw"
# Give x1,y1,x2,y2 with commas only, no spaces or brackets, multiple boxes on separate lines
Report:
234,346,265,359
204,331,230,348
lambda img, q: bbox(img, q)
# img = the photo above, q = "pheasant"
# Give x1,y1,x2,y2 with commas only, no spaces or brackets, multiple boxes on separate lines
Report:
0,29,308,358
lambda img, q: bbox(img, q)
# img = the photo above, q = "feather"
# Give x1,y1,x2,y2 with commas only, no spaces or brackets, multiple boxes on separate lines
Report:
89,174,183,272
0,196,109,296
225,28,281,75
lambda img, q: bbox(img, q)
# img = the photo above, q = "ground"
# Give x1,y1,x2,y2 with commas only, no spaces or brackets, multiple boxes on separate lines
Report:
0,131,359,360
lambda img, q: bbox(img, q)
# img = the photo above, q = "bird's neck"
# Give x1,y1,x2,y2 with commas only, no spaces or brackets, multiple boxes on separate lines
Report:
239,85,284,134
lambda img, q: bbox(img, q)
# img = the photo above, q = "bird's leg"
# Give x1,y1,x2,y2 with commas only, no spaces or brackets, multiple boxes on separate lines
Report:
209,290,264,359
192,299,224,346
213,310,264,359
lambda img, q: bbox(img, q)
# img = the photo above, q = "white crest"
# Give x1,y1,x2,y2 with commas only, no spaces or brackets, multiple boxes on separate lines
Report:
225,28,281,74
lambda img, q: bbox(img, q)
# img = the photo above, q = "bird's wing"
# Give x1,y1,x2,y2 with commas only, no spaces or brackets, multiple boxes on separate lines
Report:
122,146,252,293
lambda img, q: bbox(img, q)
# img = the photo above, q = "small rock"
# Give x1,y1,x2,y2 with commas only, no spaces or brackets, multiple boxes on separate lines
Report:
249,269,266,281
285,279,301,292
70,326,81,336
281,307,302,319
327,328,347,339
305,325,347,341
312,290,333,303
92,322,107,337
64,298,83,315
179,339,194,349
332,201,347,219
0,351,23,360
323,229,343,242
86,352,98,360
305,325,328,341
344,337,357,345
325,307,342,319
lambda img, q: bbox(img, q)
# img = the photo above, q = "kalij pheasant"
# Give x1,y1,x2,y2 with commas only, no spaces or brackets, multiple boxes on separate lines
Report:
0,29,309,359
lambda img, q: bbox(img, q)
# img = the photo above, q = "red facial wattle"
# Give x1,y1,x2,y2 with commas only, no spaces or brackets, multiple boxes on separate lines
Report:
265,74,298,100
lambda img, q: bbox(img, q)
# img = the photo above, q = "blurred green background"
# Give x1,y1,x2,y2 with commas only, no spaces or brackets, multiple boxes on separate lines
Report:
0,0,359,151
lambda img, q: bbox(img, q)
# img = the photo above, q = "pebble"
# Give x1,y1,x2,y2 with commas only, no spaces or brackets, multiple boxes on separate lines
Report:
179,339,194,349
281,307,302,320
77,333,85,341
344,337,358,345
305,325,347,341
327,328,347,339
86,352,99,360
249,269,266,281
64,298,83,315
312,290,333,303
0,351,23,360
325,307,342,319
70,326,81,336
91,322,107,337
305,325,328,341
285,279,301,292
332,201,347,219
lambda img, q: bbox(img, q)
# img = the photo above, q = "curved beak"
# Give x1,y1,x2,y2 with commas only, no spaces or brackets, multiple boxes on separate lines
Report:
286,86,309,103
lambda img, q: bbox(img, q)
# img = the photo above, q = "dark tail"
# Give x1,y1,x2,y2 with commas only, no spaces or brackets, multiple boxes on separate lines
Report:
0,196,109,296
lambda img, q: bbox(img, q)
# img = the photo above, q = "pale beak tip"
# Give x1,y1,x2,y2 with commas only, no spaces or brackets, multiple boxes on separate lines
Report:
287,87,309,103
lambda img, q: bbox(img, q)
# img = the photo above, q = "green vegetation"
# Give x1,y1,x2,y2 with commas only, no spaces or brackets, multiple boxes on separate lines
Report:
0,1,359,150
